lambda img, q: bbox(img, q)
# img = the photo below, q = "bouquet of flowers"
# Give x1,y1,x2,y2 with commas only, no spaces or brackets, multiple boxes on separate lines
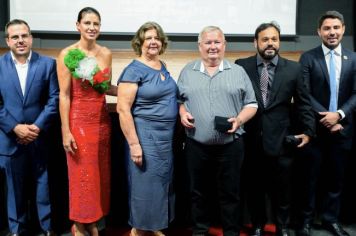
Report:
64,48,110,93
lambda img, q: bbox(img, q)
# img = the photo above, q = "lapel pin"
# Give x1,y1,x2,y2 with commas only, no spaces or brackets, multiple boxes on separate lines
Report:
343,55,348,60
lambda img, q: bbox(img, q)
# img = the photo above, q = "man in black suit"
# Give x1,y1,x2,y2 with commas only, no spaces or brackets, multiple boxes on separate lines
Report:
235,22,315,236
296,11,356,236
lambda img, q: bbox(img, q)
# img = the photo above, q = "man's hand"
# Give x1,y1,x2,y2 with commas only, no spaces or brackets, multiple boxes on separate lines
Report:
329,123,344,133
319,111,340,128
28,124,40,134
295,134,310,148
227,117,242,133
180,111,195,129
13,124,39,145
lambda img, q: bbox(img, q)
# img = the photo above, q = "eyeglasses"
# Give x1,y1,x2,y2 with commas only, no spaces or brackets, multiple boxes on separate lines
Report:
8,33,31,42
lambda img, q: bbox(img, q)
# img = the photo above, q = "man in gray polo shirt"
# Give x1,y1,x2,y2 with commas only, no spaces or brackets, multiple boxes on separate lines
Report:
177,25,258,236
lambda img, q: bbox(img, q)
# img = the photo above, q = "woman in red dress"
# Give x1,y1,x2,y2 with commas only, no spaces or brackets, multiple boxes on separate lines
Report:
57,7,116,236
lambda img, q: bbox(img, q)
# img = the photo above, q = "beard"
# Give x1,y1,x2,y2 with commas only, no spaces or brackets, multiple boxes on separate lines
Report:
323,39,340,50
258,46,279,60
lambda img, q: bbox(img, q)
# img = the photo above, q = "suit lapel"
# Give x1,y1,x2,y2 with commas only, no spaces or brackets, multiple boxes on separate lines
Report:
266,57,284,108
316,46,330,85
248,57,265,109
24,52,39,103
339,48,351,89
4,53,24,101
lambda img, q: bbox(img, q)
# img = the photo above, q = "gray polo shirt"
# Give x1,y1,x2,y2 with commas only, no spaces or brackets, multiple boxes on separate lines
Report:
177,59,257,145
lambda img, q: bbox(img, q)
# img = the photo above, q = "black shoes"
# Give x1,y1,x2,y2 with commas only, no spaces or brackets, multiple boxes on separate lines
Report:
7,231,55,236
250,225,290,236
6,231,55,236
322,222,350,236
43,231,56,236
192,233,208,236
296,223,311,236
276,227,290,236
250,225,264,236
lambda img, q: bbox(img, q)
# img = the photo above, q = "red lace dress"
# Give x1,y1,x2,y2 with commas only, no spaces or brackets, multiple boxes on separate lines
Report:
66,70,111,223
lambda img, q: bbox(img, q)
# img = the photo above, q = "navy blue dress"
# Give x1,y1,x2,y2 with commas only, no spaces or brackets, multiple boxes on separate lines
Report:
118,60,178,230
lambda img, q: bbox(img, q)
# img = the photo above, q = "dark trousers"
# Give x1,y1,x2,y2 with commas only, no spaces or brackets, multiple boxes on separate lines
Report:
0,144,51,234
298,136,349,224
185,138,244,236
0,151,27,234
242,141,294,228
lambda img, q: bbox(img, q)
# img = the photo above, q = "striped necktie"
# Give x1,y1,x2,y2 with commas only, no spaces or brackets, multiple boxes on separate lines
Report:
260,62,269,107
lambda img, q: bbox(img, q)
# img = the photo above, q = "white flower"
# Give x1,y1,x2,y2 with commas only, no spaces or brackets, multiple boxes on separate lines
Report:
75,57,98,81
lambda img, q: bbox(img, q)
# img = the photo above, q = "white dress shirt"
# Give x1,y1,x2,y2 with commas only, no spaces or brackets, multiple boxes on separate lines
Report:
11,51,32,96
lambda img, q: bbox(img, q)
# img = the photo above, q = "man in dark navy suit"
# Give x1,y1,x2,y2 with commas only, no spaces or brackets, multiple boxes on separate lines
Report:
235,22,315,236
0,19,59,236
296,11,356,236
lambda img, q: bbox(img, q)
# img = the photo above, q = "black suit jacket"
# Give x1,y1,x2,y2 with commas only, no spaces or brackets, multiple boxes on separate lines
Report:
236,55,315,156
299,46,356,148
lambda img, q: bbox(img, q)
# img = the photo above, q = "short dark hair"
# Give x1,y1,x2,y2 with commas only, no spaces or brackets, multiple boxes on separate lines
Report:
318,10,344,29
131,21,168,56
4,19,31,38
254,21,280,40
77,7,101,23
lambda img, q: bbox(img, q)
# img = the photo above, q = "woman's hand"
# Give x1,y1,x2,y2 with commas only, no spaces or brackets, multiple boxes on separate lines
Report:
62,131,77,155
130,143,143,167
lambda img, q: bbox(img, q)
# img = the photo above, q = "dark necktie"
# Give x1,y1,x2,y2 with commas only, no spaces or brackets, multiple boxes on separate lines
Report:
260,62,269,107
329,50,337,112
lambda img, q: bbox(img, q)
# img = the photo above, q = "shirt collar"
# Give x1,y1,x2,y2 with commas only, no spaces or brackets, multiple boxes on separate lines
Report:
256,54,278,67
321,43,342,56
194,59,231,72
11,50,32,65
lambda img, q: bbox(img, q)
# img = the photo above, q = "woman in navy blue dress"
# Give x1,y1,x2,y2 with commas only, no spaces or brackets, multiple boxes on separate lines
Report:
117,22,178,236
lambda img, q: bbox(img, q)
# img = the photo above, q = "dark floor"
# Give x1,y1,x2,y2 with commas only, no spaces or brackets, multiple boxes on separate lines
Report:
2,223,356,236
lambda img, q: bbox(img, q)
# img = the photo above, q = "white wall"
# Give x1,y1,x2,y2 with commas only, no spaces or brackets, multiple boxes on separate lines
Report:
10,0,297,35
